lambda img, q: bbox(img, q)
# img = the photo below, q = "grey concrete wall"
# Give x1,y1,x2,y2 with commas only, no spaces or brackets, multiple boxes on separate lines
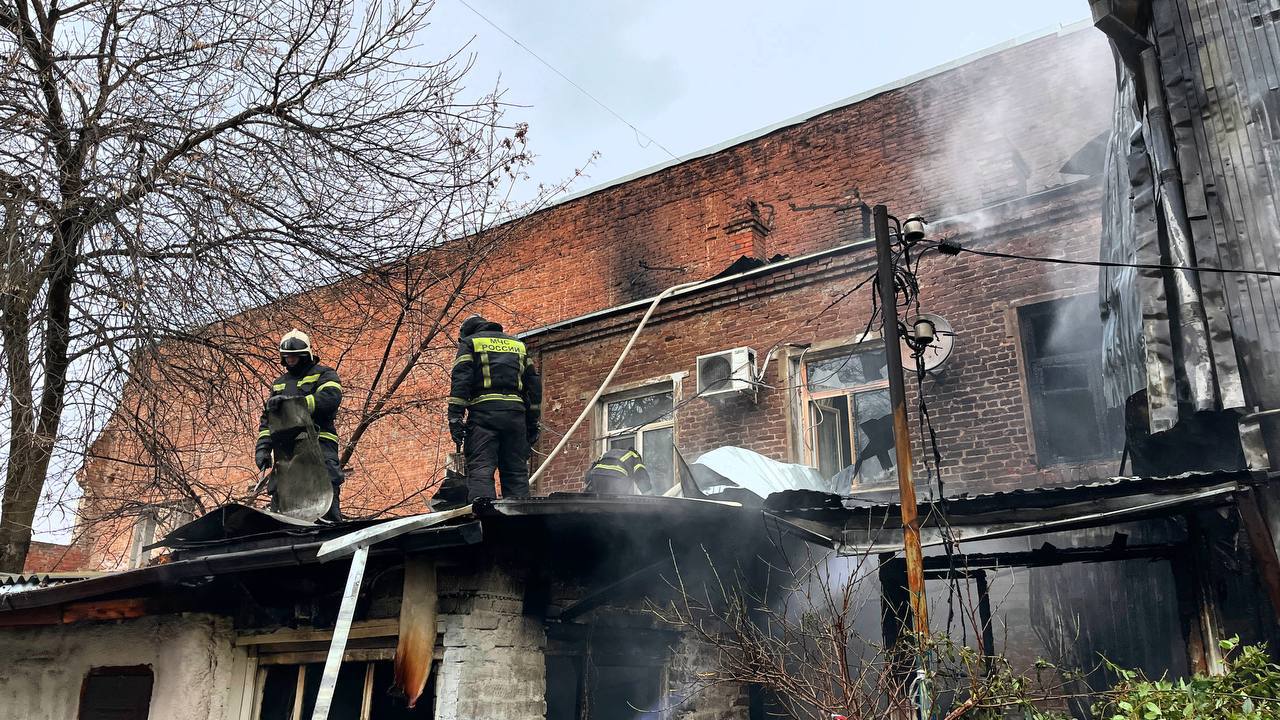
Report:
434,561,547,719
0,613,242,720
667,632,751,720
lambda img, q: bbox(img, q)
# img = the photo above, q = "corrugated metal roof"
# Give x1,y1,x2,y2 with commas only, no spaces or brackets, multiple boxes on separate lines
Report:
0,571,103,595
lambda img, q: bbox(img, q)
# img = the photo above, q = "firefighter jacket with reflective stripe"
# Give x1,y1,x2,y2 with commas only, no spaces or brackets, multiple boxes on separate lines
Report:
584,448,651,494
256,362,343,449
448,324,542,425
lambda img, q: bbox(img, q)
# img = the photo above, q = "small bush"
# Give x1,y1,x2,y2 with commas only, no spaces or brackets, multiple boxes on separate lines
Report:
1095,638,1280,720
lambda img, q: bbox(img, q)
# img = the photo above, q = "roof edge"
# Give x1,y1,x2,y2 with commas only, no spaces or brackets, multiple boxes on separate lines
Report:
542,19,1096,211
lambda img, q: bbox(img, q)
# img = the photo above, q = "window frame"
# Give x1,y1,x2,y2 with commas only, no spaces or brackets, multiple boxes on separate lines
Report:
796,339,895,491
597,374,683,495
239,620,421,720
1010,290,1123,467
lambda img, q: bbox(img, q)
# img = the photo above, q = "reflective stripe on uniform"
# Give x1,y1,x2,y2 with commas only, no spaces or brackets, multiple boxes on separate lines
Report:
591,463,630,475
447,397,469,406
470,393,523,405
272,383,286,391
318,431,339,443
471,337,526,354
528,404,541,412
300,373,322,385
306,395,316,412
620,450,640,462
634,463,646,471
480,352,491,388
453,354,473,367
258,429,271,439
316,381,341,394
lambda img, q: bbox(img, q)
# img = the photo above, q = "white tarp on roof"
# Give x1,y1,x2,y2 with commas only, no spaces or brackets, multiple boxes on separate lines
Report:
692,446,828,498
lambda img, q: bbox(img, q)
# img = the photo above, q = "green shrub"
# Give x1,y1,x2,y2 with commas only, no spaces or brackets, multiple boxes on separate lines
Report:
1095,638,1280,720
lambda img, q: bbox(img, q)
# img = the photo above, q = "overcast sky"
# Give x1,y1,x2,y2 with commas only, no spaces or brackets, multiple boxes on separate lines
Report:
418,0,1092,202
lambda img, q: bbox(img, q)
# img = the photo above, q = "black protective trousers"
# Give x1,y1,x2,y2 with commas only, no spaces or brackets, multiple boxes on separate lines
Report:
464,405,531,500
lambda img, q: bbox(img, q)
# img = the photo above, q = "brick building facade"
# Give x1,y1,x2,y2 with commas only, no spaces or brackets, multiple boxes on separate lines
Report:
526,179,1115,497
77,24,1116,568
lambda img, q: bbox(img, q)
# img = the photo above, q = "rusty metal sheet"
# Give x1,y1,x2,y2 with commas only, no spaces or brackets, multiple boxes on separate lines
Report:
394,557,437,708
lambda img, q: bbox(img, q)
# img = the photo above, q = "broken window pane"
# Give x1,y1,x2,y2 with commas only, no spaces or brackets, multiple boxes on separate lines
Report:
606,392,673,431
78,666,153,720
642,426,674,493
258,666,299,720
807,347,888,392
1018,295,1123,464
258,661,408,720
853,389,896,487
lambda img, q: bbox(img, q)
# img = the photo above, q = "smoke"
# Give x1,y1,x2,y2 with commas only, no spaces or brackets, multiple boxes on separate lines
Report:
911,27,1116,227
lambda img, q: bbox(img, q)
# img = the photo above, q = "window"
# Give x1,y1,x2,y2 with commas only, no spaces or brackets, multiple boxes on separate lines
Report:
1017,294,1123,464
128,513,158,569
546,628,669,720
79,666,153,720
800,344,897,491
601,386,675,494
257,660,434,719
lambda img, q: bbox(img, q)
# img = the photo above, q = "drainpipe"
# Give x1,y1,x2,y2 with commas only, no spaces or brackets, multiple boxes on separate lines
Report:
1139,47,1217,414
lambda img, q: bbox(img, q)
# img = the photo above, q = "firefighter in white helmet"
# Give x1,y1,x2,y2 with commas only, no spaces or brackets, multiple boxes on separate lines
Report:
255,330,345,521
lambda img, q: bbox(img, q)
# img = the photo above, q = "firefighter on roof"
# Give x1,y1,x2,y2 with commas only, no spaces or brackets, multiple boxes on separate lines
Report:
448,315,542,500
255,329,345,521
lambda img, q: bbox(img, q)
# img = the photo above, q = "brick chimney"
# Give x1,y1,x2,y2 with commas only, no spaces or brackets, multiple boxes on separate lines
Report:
722,200,771,260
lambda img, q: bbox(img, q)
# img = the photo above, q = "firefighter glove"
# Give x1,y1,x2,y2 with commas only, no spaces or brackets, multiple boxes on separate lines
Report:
265,394,285,413
449,419,466,447
255,445,272,471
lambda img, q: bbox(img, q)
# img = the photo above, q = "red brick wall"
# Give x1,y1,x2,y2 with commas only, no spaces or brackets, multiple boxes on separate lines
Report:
22,541,90,574
529,180,1116,496
74,27,1116,568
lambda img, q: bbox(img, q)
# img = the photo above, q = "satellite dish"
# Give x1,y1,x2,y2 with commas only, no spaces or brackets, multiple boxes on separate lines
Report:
900,313,955,373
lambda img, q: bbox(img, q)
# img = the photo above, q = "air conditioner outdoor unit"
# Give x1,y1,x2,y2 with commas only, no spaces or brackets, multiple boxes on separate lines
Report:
696,347,757,398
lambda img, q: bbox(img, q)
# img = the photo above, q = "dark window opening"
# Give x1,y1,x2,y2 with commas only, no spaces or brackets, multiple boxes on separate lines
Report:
546,630,669,720
258,660,434,720
79,666,154,720
1018,294,1123,465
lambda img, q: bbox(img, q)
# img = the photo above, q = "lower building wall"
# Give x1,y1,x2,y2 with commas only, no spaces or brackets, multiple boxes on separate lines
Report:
0,613,243,720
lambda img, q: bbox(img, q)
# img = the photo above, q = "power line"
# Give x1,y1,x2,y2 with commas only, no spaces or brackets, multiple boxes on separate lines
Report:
933,239,1280,279
454,0,681,161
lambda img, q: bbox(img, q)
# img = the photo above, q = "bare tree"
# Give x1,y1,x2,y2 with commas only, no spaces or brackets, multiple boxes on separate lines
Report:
0,0,551,571
650,539,1089,719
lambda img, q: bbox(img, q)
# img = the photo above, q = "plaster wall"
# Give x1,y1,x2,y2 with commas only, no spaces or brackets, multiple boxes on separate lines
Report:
0,613,243,720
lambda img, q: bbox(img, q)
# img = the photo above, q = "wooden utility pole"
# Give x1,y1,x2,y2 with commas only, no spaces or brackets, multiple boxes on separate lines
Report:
873,204,930,638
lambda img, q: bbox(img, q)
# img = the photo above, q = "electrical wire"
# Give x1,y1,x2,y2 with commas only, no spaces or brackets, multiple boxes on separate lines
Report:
932,240,1280,279
455,0,679,160
528,279,704,488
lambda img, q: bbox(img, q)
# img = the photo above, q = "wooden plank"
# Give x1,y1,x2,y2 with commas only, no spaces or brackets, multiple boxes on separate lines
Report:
61,598,149,623
257,648,396,666
394,557,437,709
235,618,399,646
0,605,62,627
310,545,368,720
316,506,473,562
1236,489,1280,621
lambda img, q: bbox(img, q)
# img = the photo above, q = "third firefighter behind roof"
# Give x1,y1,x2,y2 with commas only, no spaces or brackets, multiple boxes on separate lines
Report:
447,315,542,500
